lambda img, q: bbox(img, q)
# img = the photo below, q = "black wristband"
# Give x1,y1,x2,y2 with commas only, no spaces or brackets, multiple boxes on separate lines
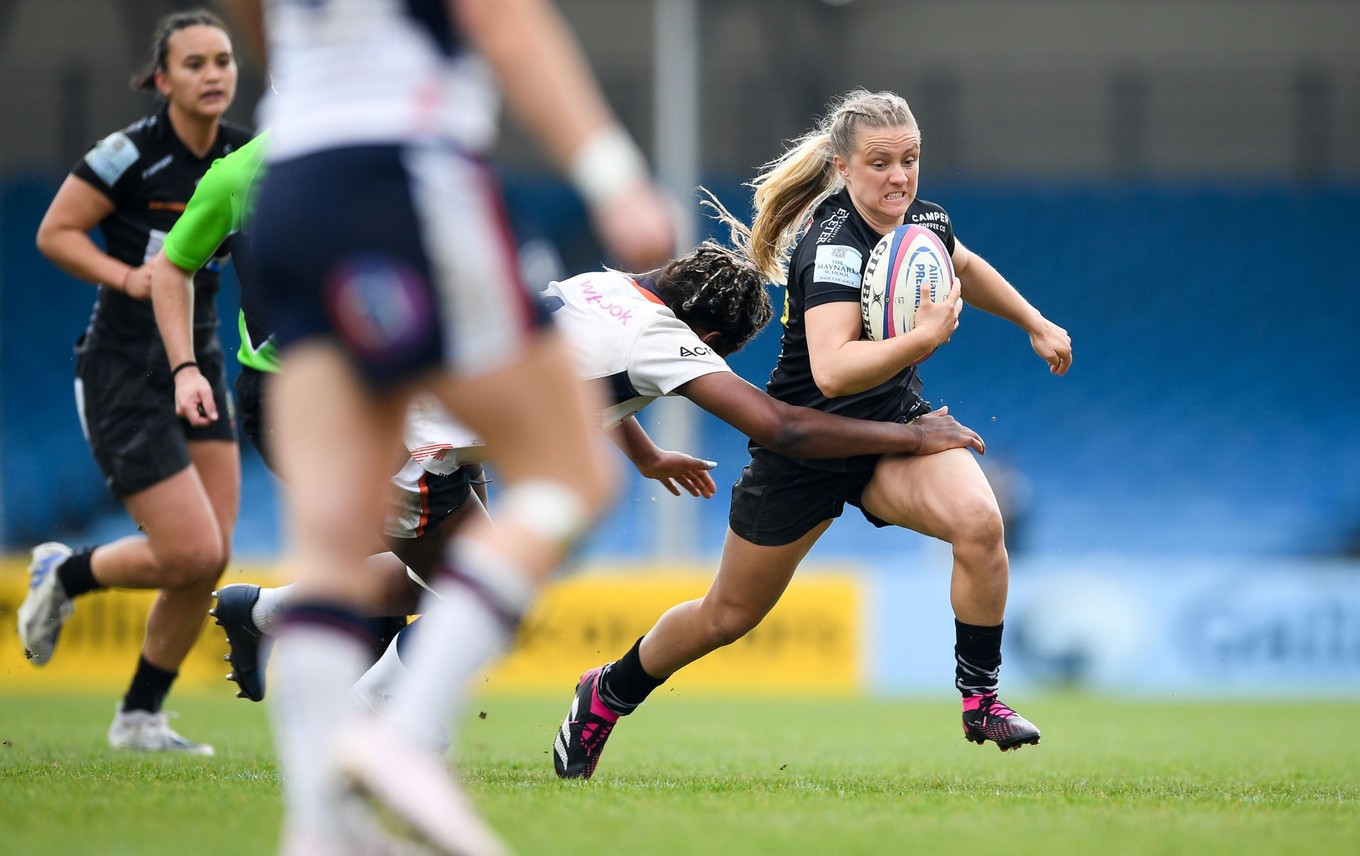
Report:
170,361,198,379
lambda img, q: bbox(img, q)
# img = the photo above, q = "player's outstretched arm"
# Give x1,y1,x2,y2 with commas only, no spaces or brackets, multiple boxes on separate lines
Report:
952,238,1072,375
678,372,984,459
607,416,717,498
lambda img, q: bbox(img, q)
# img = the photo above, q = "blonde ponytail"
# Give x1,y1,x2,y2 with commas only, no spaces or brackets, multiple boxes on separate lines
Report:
745,89,918,284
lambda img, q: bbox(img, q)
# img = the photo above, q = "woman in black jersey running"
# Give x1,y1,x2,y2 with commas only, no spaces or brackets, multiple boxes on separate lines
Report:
554,88,1074,779
20,9,251,755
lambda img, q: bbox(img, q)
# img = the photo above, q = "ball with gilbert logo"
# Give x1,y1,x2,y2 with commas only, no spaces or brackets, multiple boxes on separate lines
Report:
859,224,953,344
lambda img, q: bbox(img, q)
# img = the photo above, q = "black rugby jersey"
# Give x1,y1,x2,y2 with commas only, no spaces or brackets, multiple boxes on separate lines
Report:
70,105,252,358
759,188,956,470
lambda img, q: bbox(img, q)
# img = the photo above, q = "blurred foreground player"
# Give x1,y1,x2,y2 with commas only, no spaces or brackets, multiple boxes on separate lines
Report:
233,0,675,852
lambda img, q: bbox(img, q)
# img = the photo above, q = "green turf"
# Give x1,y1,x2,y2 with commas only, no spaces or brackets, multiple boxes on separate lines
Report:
1,693,1357,855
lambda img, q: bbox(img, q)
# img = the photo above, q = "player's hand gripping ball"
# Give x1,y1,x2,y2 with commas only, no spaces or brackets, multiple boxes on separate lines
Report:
860,224,954,342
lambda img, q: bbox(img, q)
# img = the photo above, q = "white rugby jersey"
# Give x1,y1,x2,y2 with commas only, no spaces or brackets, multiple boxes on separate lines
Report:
544,270,733,427
403,394,481,478
400,269,733,476
259,0,499,161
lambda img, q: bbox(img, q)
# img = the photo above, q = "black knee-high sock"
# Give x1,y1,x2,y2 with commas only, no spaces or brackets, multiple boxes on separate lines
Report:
56,547,102,598
954,620,1003,697
122,655,177,714
597,637,665,715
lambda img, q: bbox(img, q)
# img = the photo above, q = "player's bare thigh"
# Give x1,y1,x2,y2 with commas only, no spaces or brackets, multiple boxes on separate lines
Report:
186,439,241,559
269,342,409,598
113,459,232,589
707,520,830,620
859,447,1001,543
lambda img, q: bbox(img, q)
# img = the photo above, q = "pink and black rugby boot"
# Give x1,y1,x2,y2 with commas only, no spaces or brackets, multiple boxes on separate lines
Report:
553,666,621,779
962,693,1041,751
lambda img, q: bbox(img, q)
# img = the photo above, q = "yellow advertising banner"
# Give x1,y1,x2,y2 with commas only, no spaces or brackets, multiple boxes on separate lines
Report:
0,558,863,697
489,567,863,696
0,559,264,694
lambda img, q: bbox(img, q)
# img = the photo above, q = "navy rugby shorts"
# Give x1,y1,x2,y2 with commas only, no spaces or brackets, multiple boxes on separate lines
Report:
249,143,550,388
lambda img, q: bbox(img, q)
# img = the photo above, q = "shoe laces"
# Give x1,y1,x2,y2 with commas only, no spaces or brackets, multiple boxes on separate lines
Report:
578,711,615,753
980,695,1017,718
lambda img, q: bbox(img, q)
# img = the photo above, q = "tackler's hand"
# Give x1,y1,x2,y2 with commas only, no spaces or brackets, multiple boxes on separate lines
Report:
634,450,718,498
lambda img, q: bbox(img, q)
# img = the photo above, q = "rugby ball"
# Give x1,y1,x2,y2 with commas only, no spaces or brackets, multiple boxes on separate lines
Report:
860,224,953,342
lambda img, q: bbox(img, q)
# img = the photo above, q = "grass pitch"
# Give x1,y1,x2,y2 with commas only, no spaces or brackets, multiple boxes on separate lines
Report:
1,692,1356,855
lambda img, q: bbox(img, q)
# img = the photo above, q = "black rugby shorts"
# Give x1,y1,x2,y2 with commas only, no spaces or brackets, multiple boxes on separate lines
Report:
727,449,885,547
728,397,933,546
76,344,236,498
234,365,276,474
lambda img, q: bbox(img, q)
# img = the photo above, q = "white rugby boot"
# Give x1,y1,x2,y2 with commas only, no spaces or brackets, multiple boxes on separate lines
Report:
17,542,74,665
108,707,215,756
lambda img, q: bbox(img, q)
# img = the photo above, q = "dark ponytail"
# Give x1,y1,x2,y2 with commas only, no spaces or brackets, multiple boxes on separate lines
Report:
130,8,229,92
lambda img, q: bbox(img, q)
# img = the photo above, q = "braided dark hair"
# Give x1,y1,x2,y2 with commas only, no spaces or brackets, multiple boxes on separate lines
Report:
652,191,774,356
131,8,229,92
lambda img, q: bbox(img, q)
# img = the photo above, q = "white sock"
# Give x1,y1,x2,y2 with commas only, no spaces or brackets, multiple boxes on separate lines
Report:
252,583,295,636
384,536,536,750
269,620,371,833
350,630,406,713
